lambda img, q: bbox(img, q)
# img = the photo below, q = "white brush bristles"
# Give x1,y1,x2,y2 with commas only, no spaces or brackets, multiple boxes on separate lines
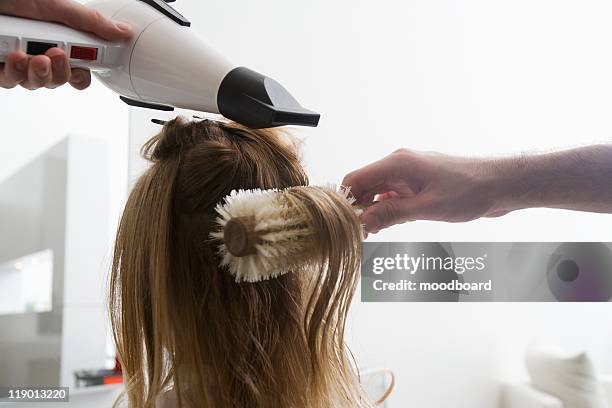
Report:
211,185,359,283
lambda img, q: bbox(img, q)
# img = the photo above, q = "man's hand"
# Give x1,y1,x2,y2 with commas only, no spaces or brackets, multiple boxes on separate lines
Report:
0,0,132,90
343,149,502,233
343,145,612,233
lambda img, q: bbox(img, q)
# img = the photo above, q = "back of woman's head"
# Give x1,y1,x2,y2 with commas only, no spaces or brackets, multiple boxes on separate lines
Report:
110,117,370,407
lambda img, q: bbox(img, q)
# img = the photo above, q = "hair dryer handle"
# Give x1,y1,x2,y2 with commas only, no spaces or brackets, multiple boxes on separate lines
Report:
0,14,124,70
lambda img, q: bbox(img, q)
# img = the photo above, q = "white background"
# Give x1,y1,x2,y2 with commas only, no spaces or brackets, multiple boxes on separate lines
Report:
2,1,612,407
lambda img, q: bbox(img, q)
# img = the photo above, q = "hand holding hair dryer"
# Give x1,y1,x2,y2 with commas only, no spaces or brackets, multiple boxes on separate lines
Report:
0,0,320,128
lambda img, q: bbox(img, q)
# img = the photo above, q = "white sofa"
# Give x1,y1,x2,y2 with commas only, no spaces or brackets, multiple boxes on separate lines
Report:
501,376,612,408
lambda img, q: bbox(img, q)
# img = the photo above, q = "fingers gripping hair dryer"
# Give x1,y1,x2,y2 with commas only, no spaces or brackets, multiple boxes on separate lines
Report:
0,0,320,128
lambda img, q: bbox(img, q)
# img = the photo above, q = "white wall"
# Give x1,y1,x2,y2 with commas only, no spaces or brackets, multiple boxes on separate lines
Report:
60,136,113,387
128,1,612,407
0,77,129,241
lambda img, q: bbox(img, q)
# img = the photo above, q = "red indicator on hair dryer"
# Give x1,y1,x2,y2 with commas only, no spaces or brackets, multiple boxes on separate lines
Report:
70,46,98,61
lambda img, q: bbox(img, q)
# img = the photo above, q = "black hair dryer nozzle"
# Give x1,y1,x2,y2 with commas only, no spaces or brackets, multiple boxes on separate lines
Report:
217,67,320,129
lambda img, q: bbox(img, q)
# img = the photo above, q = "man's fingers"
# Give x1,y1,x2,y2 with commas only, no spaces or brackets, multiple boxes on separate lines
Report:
20,55,52,90
0,51,28,88
50,0,133,41
343,157,398,200
361,196,432,233
2,50,91,91
46,48,71,88
376,191,401,201
342,149,418,201
345,174,418,208
486,210,510,218
69,69,91,90
0,64,16,89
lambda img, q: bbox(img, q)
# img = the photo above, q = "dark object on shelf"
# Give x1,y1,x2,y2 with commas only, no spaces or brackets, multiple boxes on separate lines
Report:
74,358,122,387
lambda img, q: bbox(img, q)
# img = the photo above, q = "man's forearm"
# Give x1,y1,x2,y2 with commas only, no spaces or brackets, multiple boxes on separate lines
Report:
488,144,612,214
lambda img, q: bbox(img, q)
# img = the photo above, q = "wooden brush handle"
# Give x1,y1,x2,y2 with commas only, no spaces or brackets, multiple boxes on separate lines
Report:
223,216,259,257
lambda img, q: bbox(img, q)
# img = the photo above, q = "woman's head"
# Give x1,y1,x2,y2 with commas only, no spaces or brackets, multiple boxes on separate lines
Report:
110,117,370,407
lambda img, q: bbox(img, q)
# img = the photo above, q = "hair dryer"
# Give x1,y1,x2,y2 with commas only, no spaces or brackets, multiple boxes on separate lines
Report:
0,0,320,128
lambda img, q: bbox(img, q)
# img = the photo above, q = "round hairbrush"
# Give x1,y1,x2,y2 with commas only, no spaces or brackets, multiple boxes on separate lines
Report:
211,186,363,282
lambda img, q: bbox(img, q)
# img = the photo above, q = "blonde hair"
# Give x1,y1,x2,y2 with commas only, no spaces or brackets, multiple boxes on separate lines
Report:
110,117,374,407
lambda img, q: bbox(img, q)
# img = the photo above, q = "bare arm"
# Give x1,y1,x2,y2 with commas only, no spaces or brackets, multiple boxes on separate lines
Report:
488,144,612,214
342,144,612,233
